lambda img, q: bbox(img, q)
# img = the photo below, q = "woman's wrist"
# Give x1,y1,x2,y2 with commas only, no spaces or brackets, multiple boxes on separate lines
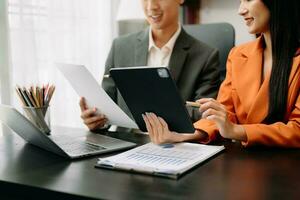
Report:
173,130,208,143
232,124,247,142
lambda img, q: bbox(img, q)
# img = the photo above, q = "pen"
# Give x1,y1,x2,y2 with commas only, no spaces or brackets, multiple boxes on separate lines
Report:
185,101,202,108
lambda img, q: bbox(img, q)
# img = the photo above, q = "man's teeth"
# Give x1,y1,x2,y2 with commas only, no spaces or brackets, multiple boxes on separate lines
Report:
151,15,161,19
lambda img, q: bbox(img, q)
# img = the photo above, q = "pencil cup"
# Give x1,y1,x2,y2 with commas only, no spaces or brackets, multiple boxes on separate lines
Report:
22,106,51,135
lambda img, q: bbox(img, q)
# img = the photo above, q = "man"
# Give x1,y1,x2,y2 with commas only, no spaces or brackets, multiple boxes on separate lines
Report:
80,0,220,131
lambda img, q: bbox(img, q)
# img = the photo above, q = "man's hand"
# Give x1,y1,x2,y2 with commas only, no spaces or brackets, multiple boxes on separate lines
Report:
79,97,108,131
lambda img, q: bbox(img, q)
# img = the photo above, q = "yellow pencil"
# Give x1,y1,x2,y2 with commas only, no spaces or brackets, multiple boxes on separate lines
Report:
47,86,55,105
186,101,202,108
31,86,40,107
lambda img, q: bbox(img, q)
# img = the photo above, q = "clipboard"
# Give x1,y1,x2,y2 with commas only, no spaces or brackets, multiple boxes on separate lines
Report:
96,142,225,179
110,67,195,133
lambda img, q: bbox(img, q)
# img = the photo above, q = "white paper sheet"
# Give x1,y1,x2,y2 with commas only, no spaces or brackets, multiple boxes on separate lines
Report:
57,63,138,129
97,142,225,179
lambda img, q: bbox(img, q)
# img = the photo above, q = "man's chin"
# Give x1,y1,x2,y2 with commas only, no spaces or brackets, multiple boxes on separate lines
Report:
150,24,164,31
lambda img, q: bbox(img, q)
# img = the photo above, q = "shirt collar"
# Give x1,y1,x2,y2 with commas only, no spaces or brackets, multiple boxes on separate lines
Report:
148,24,182,51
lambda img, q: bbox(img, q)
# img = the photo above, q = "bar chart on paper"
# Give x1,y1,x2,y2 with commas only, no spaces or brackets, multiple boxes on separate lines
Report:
126,144,202,167
97,143,224,179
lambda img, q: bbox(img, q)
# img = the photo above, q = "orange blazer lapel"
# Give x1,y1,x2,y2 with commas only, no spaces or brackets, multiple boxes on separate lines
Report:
232,37,269,123
286,50,300,117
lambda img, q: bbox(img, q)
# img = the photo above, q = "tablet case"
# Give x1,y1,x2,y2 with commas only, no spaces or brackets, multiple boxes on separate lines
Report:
110,67,195,133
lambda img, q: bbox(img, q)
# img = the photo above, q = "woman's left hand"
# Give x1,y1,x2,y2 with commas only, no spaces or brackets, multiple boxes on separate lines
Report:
197,98,247,141
142,113,181,144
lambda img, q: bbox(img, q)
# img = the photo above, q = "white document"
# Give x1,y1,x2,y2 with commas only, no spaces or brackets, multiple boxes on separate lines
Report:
57,63,138,129
96,142,225,179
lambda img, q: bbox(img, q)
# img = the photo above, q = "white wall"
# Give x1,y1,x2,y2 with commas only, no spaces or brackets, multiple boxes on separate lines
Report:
200,0,255,45
0,0,11,137
0,0,11,105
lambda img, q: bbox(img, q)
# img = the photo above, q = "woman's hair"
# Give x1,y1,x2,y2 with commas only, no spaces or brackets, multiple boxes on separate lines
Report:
262,0,300,123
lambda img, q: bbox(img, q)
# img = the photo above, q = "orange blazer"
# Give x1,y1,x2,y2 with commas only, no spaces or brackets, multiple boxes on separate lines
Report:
194,36,300,147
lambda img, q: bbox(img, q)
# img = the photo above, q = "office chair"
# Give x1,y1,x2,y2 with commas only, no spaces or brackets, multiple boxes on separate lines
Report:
183,23,235,80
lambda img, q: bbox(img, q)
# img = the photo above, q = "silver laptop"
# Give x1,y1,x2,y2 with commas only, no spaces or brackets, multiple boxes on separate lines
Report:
0,104,136,159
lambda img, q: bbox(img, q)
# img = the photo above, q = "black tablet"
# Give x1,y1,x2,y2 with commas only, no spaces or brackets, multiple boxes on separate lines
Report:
110,67,195,133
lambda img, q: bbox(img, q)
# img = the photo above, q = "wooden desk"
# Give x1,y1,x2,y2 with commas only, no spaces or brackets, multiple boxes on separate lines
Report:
0,126,299,200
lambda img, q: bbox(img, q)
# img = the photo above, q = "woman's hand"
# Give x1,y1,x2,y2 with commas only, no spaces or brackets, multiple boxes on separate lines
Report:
142,112,207,144
197,98,247,141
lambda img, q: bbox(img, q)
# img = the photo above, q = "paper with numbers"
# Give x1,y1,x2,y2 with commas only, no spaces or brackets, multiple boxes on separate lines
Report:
96,142,224,179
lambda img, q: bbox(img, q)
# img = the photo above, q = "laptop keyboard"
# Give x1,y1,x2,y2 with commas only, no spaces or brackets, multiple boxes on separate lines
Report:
50,135,106,155
62,141,105,155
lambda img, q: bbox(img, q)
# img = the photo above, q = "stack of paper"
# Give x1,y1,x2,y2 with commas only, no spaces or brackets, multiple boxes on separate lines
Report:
96,142,224,179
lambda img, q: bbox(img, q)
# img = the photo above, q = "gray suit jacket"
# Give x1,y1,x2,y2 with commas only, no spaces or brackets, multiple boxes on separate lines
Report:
103,28,220,122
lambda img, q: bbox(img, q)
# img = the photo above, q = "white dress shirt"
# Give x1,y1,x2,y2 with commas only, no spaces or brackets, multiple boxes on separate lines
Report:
147,25,182,67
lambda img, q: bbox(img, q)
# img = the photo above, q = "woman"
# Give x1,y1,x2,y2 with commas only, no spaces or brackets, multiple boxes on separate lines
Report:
143,0,300,147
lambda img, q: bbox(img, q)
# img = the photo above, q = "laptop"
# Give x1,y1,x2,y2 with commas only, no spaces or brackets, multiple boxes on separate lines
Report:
110,66,195,133
0,104,136,159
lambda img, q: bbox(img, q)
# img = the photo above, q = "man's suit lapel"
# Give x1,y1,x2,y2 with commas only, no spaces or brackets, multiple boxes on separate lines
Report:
169,29,191,82
135,29,149,66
